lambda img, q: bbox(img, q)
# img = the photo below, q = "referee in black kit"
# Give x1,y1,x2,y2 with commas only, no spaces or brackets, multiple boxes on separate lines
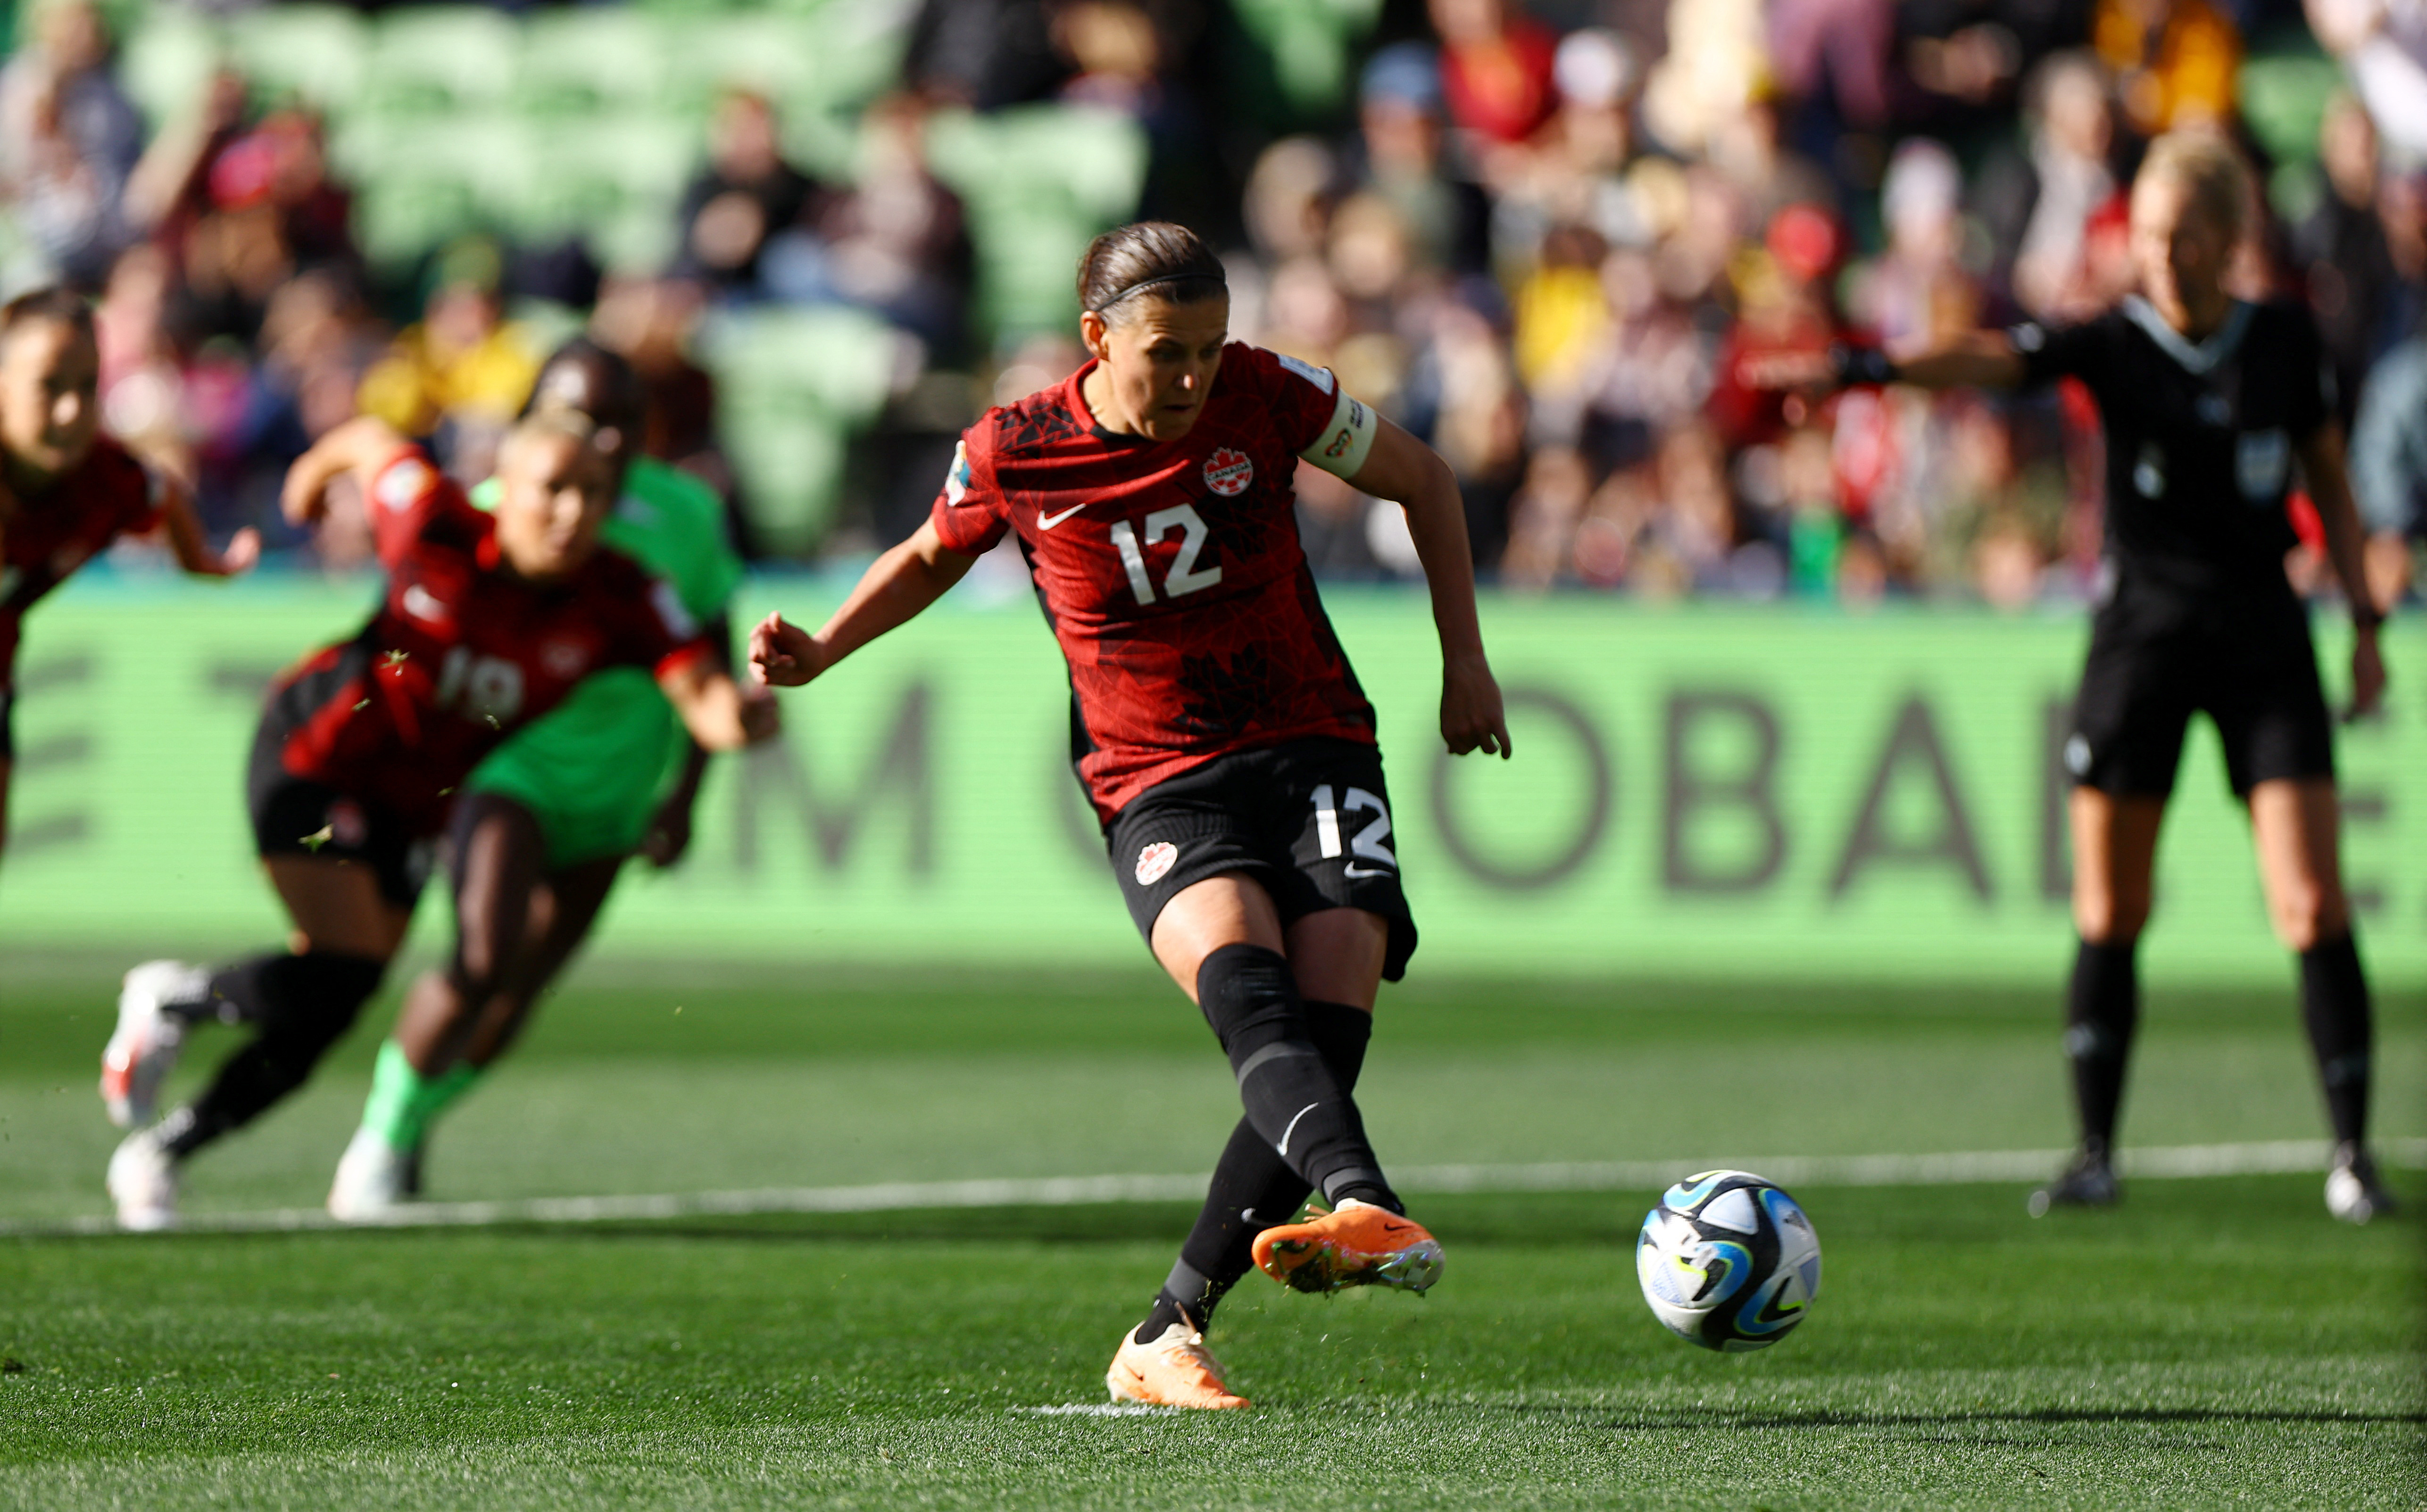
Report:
1777,131,2396,1223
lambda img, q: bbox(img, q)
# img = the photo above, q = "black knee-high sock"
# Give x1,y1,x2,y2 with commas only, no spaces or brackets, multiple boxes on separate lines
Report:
1193,945,1396,1214
2299,932,2373,1147
1138,1002,1371,1343
2065,939,2138,1157
156,953,385,1158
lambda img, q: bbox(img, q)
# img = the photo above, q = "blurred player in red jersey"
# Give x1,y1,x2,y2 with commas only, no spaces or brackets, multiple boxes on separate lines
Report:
753,222,1512,1408
0,286,258,856
97,409,777,1230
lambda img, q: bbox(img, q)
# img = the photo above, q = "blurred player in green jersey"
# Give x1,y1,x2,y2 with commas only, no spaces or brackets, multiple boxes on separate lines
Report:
327,339,745,1218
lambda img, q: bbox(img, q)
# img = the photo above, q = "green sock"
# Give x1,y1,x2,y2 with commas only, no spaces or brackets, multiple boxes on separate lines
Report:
360,1042,487,1152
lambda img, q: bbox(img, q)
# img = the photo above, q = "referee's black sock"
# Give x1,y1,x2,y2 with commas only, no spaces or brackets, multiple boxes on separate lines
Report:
2065,938,2139,1158
1139,1001,1371,1344
158,953,386,1159
2298,932,2373,1147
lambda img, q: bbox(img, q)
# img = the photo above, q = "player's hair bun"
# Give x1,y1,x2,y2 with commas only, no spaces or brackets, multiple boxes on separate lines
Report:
1078,222,1227,323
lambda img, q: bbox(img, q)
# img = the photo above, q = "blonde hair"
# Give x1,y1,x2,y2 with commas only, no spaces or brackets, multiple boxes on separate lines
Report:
497,410,607,482
2133,131,2252,240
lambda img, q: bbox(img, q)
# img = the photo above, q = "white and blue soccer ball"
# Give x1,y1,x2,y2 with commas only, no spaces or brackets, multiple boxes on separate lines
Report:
1636,1170,1821,1352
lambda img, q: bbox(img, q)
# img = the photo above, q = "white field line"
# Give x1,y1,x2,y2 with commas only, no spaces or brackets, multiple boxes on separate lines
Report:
8,1138,2419,1239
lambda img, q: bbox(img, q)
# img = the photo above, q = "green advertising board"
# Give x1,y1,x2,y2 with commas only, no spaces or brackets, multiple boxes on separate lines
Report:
5,575,2420,986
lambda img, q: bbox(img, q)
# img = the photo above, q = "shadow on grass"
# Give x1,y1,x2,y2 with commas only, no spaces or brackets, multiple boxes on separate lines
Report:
1499,1402,2427,1431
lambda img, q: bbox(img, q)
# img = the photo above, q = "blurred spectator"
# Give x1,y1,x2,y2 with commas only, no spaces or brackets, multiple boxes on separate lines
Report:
1429,0,1561,159
355,244,540,476
1848,139,1977,350
2295,93,2402,421
0,0,143,287
2003,52,2128,322
2307,0,2427,166
1768,0,1897,132
2349,327,2427,552
675,91,826,301
809,95,974,358
2093,0,2240,137
1352,44,1493,278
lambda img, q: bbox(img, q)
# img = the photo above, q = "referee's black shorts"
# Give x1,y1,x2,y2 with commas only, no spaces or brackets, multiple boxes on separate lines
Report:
1105,736,1419,982
2065,589,2336,800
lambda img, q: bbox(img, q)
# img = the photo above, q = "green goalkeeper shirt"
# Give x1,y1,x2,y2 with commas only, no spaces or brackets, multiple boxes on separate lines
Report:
464,457,743,864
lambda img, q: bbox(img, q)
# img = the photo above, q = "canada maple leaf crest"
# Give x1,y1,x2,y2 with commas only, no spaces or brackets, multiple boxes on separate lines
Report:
1203,447,1254,497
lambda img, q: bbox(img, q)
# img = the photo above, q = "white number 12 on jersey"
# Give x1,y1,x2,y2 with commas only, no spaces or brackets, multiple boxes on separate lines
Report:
1112,503,1223,606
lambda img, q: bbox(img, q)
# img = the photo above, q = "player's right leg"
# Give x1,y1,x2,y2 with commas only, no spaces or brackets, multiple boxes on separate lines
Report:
332,795,548,1219
111,854,410,1230
2032,786,2165,1216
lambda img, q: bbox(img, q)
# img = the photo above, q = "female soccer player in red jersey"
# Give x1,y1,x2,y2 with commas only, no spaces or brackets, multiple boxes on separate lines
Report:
1782,133,2397,1223
0,286,258,856
99,409,777,1230
753,222,1513,1408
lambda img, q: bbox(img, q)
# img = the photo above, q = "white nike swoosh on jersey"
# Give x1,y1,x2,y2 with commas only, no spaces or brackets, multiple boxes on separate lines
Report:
402,584,448,622
1276,1102,1321,1158
1344,864,1394,879
1037,501,1091,530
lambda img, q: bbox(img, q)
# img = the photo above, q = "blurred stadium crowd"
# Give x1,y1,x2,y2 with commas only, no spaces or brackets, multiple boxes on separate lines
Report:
3,0,2425,605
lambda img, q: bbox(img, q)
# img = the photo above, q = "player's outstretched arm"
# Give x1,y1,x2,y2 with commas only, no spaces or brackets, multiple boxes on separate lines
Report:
2296,421,2389,718
1348,416,1512,759
157,473,259,577
1743,331,2028,396
281,415,409,527
750,517,979,687
658,656,781,751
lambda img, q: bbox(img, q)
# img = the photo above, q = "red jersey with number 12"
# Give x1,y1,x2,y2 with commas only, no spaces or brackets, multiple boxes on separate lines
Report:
931,343,1379,822
268,448,707,835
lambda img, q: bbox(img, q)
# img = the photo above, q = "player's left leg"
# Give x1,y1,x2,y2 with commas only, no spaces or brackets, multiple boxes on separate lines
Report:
1129,908,1384,1348
333,795,551,1217
2248,777,2395,1222
381,853,626,1199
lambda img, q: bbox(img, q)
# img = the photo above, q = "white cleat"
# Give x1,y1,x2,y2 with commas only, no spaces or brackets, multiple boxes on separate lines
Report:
328,1128,413,1222
100,961,203,1129
2326,1142,2398,1225
107,1129,179,1232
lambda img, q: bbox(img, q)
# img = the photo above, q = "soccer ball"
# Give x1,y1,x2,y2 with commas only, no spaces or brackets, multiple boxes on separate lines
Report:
1636,1170,1821,1352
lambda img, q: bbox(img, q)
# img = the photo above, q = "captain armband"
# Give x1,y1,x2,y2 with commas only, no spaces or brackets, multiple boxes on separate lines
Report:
1299,384,1380,481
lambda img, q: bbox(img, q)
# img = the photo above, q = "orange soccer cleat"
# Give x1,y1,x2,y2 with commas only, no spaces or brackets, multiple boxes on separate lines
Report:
1251,1198,1444,1296
1105,1322,1251,1409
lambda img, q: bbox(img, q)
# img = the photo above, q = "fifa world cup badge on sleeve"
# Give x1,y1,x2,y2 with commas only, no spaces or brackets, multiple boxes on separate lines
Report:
944,441,974,507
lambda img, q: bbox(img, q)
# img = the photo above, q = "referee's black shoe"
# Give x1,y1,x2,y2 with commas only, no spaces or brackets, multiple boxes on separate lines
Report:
2028,1146,2119,1216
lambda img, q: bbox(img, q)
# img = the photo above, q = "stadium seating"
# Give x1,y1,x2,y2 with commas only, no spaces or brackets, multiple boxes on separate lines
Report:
90,0,1149,554
696,305,902,554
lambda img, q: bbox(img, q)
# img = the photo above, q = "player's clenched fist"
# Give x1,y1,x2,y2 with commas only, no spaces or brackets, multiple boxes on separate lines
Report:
1441,654,1512,759
749,612,823,687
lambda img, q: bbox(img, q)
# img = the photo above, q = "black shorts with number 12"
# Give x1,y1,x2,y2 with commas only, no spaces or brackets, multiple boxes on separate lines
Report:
1105,736,1418,981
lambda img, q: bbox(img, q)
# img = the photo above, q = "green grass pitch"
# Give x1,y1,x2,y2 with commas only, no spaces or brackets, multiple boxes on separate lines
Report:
2,958,2421,1507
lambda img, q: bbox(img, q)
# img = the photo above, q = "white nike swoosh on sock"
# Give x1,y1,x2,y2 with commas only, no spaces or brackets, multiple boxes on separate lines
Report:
1275,1103,1320,1158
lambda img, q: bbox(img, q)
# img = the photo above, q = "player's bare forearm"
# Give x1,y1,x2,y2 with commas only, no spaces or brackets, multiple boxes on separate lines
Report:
283,416,407,526
159,480,259,577
752,520,976,686
1884,333,2027,391
1351,420,1512,758
662,660,780,750
2298,423,2388,716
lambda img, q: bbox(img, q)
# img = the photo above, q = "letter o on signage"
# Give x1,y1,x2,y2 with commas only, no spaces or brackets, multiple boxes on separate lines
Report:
1428,688,1612,890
